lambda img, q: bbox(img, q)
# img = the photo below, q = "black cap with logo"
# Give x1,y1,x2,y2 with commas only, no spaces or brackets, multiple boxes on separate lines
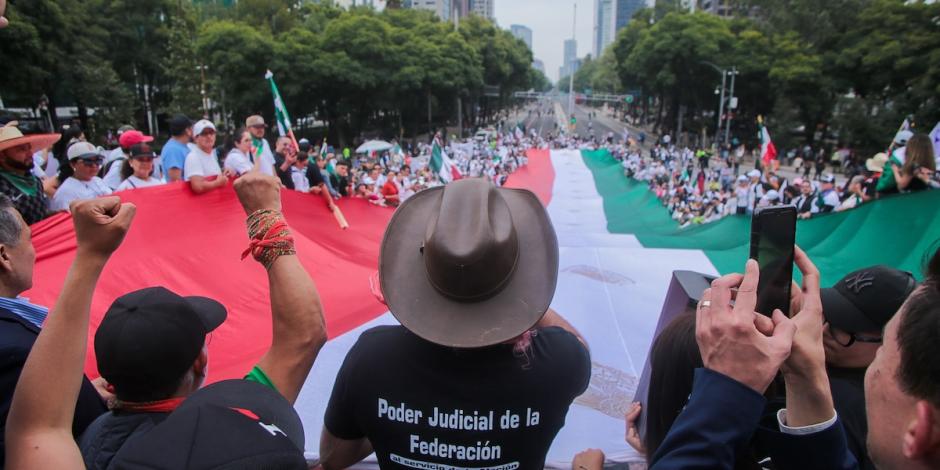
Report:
821,266,917,333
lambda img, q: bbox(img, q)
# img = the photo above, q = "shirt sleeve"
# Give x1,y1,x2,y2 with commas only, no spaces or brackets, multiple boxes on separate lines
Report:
183,151,204,180
777,408,838,435
323,337,366,440
162,147,186,173
244,365,279,393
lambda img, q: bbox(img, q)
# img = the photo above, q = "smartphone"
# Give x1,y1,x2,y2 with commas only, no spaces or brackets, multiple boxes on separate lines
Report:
749,206,797,316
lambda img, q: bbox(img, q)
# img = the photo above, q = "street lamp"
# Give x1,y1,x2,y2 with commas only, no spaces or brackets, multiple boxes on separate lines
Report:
724,67,739,146
700,61,738,147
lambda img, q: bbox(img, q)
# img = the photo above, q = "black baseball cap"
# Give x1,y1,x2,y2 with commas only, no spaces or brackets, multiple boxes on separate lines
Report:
110,380,307,469
168,114,193,137
128,143,155,159
95,287,227,397
821,266,917,333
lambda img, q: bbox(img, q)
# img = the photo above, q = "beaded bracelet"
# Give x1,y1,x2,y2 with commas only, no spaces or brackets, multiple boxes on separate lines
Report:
241,209,296,269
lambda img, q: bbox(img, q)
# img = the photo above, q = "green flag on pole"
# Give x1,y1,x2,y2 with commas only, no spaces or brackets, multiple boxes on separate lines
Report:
265,70,297,146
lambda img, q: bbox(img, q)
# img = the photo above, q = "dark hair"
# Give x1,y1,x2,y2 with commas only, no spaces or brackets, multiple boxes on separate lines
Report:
169,114,193,137
643,312,762,470
644,313,701,458
896,246,940,408
223,127,249,158
0,194,22,247
52,124,85,181
112,370,188,403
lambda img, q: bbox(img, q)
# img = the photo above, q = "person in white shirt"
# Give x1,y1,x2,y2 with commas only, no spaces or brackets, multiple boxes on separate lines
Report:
103,130,155,190
115,143,165,191
244,115,276,176
184,119,230,194
745,169,764,214
733,175,750,215
223,128,256,176
290,154,311,193
49,142,112,212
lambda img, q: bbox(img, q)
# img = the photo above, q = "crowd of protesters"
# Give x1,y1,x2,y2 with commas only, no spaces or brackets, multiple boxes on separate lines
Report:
2,159,940,470
590,129,938,228
0,112,541,222
3,114,940,470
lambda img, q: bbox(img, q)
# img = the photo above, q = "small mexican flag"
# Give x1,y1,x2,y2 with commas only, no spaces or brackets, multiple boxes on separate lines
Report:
265,70,297,145
430,137,462,183
758,116,777,164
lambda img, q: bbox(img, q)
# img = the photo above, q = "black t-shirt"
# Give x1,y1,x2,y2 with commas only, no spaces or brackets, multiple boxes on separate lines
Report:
324,325,591,469
330,174,349,197
273,153,294,190
828,366,876,470
306,164,326,187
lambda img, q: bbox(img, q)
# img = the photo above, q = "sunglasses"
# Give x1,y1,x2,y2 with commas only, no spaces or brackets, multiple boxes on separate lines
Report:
78,158,104,167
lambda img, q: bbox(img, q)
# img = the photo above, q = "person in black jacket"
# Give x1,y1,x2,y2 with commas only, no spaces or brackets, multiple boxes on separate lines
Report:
0,194,107,463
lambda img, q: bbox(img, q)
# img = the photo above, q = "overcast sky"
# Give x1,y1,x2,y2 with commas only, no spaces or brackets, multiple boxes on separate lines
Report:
494,0,597,83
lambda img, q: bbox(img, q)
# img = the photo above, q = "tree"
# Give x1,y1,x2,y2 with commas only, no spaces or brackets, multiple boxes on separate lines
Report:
0,0,133,138
835,0,940,152
162,9,204,120
196,20,275,125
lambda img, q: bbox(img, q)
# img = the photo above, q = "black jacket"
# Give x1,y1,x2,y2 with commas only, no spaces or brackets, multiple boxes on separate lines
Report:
0,306,107,465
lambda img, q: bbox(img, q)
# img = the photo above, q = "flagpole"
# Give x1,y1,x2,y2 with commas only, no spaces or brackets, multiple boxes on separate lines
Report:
266,70,348,229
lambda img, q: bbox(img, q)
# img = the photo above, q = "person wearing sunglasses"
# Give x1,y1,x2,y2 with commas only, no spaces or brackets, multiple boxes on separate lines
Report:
116,143,165,191
821,266,918,470
49,142,113,212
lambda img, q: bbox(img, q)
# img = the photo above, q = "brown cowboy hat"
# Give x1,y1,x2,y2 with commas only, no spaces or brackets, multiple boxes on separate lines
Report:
0,121,61,154
379,178,559,348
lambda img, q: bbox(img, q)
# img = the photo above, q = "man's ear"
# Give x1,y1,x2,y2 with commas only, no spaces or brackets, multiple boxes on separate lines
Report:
192,348,209,379
0,244,13,274
902,400,940,461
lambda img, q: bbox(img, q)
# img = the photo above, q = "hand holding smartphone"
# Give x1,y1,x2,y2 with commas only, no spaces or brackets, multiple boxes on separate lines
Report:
749,206,797,316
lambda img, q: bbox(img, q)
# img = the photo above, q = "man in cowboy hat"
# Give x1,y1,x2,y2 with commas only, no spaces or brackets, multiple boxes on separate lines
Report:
0,122,61,224
320,178,590,470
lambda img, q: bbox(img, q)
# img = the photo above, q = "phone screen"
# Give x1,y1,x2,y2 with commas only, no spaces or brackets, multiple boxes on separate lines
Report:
749,206,796,316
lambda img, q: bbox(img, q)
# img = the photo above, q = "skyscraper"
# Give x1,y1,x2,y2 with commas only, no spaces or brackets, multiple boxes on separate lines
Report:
614,0,647,30
560,38,578,79
510,24,533,51
698,0,734,17
469,0,494,20
334,0,379,7
405,0,480,21
594,0,616,57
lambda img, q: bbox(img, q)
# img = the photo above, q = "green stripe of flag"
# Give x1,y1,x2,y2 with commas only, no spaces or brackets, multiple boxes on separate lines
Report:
580,149,940,285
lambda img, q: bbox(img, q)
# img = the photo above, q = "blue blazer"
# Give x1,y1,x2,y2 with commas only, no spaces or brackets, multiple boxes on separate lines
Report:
651,368,859,470
0,306,107,465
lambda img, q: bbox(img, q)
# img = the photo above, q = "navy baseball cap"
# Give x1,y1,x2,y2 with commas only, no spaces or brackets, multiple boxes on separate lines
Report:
821,266,917,333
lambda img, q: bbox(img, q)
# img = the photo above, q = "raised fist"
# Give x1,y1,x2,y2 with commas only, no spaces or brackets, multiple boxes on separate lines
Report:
233,172,282,214
70,196,136,259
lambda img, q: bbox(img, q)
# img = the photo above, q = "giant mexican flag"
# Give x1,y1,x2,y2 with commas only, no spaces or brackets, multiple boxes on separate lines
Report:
25,149,940,467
